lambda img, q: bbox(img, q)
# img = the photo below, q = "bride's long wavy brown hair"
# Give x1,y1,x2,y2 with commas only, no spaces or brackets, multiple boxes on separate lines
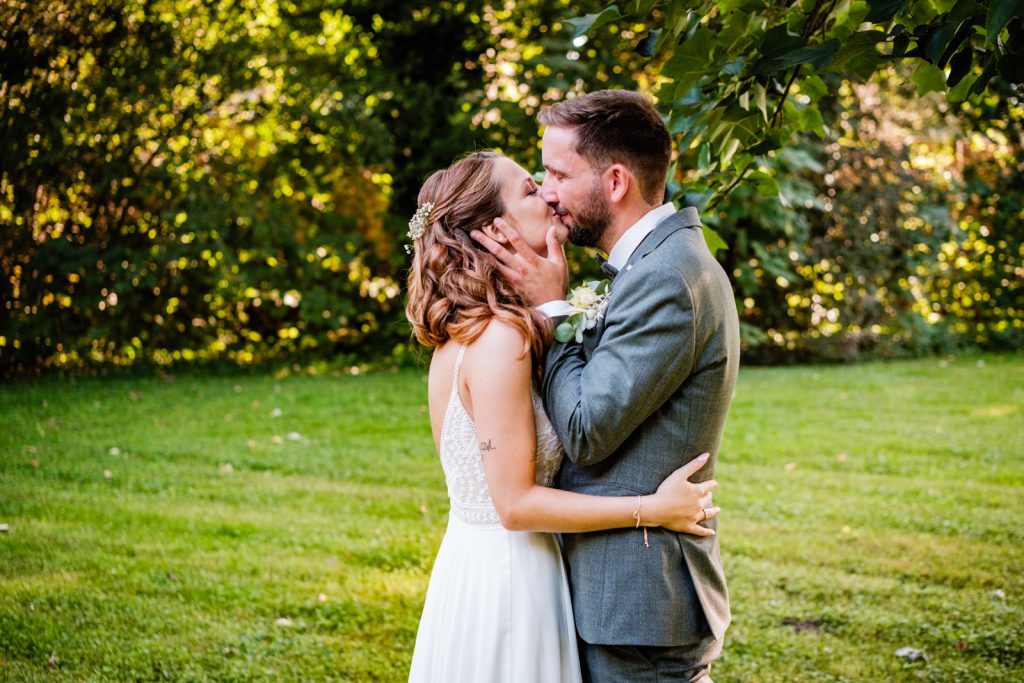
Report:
405,151,552,370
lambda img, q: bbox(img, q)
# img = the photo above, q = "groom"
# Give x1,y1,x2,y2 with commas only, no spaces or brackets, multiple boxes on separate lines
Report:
473,90,740,682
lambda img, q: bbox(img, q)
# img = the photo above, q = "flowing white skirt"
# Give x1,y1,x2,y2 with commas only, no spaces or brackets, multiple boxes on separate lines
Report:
408,515,582,683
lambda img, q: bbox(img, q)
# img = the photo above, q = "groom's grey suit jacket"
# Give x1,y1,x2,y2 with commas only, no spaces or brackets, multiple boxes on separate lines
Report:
543,207,739,647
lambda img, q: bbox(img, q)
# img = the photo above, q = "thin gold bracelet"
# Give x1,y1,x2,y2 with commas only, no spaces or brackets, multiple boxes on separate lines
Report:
632,495,650,548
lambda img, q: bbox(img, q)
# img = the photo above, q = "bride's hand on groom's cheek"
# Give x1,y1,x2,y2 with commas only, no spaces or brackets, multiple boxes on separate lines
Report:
471,219,568,306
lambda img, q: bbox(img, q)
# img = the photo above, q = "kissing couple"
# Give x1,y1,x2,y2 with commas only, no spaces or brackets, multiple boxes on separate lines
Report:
404,90,740,683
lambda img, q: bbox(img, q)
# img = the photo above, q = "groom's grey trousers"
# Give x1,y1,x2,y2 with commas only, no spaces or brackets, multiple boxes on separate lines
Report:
544,208,739,681
579,635,720,683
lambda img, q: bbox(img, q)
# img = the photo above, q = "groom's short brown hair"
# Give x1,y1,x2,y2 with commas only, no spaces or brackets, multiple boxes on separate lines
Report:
538,90,672,204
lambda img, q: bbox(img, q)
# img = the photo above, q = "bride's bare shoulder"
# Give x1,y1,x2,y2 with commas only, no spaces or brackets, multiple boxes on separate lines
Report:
470,319,530,362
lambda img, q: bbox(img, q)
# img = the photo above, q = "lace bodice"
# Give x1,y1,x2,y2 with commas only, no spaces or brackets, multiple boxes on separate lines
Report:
439,344,564,527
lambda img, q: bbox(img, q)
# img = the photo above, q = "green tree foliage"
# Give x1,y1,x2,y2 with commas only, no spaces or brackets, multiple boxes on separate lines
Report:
1,0,406,374
2,0,1020,375
719,71,1022,360
0,0,618,376
571,0,1023,359
572,0,1023,212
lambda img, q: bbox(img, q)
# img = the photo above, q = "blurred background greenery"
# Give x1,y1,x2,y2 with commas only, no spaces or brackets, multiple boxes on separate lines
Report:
2,0,1021,377
2,4,1023,681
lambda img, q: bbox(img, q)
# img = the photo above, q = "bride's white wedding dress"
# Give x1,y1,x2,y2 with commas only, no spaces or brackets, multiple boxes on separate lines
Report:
408,344,582,682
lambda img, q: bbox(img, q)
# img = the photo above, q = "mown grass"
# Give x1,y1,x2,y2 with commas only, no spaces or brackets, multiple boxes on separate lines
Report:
1,353,1022,681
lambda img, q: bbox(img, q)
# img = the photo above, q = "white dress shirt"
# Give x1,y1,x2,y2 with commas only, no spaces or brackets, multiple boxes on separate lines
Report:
537,202,677,318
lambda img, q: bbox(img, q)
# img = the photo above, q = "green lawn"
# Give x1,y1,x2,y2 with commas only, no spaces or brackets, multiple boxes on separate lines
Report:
1,354,1022,682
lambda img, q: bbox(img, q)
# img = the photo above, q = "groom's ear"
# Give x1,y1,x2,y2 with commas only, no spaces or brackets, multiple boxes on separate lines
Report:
480,220,509,244
605,164,631,204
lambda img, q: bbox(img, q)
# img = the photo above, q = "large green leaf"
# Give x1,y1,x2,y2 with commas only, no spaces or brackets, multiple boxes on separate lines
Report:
947,44,974,86
777,39,842,70
720,136,742,167
655,2,694,54
566,5,621,41
708,110,761,145
947,72,979,101
752,25,806,76
968,54,999,95
745,128,786,156
663,27,716,100
697,141,712,170
922,0,977,65
1006,14,1024,52
755,82,768,121
912,62,947,95
830,30,888,76
986,0,1024,42
747,170,780,196
799,74,828,101
891,24,911,56
864,0,906,24
669,106,712,136
758,25,806,59
702,225,728,255
997,50,1024,80
939,21,979,68
799,105,826,137
716,8,757,52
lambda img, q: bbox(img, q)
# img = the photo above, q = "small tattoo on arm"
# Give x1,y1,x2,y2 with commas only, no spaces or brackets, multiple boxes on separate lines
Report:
480,439,496,452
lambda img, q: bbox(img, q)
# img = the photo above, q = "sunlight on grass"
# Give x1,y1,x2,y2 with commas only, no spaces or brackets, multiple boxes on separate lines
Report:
1,353,1022,681
969,403,1018,418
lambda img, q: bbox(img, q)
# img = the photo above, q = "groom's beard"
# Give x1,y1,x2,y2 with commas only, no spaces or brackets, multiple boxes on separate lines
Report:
563,180,611,248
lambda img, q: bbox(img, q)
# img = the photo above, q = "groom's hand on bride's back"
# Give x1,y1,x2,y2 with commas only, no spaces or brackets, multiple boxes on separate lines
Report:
471,219,568,307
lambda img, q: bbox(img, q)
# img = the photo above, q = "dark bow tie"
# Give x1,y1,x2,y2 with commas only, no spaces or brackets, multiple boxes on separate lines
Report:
594,253,619,278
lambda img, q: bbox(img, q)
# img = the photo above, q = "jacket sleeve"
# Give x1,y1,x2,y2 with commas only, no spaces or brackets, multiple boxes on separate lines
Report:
542,266,696,467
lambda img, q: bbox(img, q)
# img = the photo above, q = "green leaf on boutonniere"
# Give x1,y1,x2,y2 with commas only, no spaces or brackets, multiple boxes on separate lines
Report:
556,280,611,344
555,321,576,343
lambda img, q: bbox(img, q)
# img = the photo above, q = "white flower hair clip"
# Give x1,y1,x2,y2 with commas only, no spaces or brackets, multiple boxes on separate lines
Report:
405,202,434,253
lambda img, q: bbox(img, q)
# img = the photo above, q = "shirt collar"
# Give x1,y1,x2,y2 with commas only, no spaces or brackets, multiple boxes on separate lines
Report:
606,202,676,270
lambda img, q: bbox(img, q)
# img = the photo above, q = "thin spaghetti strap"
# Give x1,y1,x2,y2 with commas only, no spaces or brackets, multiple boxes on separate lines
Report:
450,342,469,394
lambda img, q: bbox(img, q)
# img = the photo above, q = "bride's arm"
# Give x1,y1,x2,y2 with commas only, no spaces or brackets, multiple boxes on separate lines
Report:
465,320,717,535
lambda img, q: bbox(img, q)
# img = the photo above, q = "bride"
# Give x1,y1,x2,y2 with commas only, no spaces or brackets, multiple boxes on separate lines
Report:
404,151,719,682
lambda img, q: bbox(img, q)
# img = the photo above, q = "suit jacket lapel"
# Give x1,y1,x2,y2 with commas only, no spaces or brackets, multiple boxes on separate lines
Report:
625,206,702,271
583,207,702,354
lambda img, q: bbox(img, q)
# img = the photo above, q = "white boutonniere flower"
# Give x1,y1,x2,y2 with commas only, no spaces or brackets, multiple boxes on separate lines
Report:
555,279,611,343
